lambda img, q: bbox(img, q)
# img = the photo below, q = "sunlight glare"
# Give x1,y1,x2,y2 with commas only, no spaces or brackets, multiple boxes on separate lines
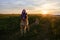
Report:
41,10,48,14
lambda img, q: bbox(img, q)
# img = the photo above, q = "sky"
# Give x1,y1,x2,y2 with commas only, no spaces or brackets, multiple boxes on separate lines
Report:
0,0,60,15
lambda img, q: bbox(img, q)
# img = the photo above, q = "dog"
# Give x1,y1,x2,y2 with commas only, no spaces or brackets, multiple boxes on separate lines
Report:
20,9,29,36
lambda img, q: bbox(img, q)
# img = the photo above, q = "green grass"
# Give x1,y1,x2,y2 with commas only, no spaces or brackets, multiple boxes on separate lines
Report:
0,14,60,40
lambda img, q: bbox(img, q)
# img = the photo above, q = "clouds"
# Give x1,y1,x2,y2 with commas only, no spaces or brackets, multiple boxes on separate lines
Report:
0,0,60,14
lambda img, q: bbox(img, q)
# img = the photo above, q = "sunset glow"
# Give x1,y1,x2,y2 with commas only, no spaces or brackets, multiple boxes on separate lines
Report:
0,0,60,15
41,10,48,14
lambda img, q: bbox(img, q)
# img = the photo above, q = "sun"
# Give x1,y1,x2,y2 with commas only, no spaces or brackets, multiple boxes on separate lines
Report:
41,10,48,14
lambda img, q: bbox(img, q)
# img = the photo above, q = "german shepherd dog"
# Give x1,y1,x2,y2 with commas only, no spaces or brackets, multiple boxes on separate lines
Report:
20,9,29,36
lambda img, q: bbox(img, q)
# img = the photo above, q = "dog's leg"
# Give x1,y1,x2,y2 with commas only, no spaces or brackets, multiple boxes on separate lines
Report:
20,26,24,36
24,26,27,34
26,25,29,32
28,25,29,32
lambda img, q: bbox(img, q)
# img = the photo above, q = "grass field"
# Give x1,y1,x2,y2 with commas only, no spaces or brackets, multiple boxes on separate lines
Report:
0,14,60,40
